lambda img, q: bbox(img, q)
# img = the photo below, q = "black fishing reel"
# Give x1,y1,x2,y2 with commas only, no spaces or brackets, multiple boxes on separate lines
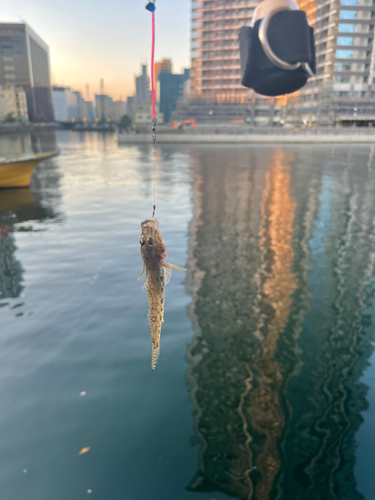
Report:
145,1,155,12
239,0,316,96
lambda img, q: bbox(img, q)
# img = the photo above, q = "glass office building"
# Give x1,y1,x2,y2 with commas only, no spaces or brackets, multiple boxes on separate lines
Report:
0,23,54,122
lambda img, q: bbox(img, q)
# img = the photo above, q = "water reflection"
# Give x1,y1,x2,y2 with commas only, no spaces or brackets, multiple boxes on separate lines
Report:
186,146,375,500
0,131,62,302
0,225,23,300
0,188,62,303
0,130,57,158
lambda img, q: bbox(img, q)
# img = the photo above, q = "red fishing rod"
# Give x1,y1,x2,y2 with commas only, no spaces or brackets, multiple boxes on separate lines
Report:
146,1,157,219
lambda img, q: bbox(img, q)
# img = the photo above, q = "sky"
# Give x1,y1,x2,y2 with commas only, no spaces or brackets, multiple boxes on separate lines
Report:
1,0,191,100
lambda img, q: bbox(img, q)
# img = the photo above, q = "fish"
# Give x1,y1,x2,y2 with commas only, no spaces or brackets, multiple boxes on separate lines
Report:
139,218,186,370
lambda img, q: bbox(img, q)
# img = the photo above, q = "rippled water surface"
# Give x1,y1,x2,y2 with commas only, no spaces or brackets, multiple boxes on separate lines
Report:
1,131,375,500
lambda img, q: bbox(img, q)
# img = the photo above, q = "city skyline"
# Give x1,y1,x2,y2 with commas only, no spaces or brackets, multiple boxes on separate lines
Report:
1,0,190,99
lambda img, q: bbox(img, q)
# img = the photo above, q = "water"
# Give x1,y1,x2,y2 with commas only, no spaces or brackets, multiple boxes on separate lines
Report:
1,131,375,500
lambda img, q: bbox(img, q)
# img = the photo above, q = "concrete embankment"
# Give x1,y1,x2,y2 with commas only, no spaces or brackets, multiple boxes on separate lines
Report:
118,133,375,144
0,123,61,134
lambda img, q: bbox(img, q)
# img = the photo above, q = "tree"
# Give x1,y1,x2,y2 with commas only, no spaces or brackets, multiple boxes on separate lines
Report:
119,115,131,130
5,112,16,123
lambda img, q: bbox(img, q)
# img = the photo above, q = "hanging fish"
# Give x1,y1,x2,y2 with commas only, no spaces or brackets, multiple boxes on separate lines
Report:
139,219,186,370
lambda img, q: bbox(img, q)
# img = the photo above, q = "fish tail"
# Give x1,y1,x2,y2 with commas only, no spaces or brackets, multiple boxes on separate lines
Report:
151,341,160,371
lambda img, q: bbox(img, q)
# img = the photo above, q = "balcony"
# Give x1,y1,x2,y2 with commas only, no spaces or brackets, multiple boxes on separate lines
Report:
199,2,258,12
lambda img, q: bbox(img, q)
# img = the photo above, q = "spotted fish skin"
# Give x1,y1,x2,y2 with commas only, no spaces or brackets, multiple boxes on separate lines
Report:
140,219,179,370
145,264,167,370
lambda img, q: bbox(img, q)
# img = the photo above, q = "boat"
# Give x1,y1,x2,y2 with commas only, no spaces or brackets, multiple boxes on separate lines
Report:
0,150,59,189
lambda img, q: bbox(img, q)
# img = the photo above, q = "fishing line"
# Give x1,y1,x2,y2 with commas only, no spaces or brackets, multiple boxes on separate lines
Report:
146,1,157,219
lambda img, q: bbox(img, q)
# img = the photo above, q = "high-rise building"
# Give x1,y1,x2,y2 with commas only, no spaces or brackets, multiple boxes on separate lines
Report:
296,0,375,125
154,58,172,100
15,86,28,122
82,101,94,121
154,58,172,87
283,0,375,126
135,64,151,104
190,0,255,101
111,99,127,122
127,96,136,119
52,86,80,122
189,0,375,125
0,23,54,121
309,0,374,98
159,69,190,121
73,91,84,121
0,85,28,122
95,94,114,120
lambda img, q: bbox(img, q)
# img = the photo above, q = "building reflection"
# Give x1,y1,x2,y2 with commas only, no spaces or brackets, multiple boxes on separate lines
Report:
0,224,23,300
0,133,62,301
0,130,57,158
186,146,375,500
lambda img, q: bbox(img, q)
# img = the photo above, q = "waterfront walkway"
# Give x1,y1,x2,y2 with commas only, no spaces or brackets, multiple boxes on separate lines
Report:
118,132,375,144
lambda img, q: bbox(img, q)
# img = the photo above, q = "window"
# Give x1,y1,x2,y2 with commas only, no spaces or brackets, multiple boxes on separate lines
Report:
354,63,365,70
358,38,368,46
335,62,352,70
334,75,351,82
340,23,370,32
339,9,370,19
360,10,371,19
336,49,366,58
336,49,354,58
340,10,357,19
342,0,372,5
339,23,356,32
337,36,368,46
355,76,364,82
338,36,354,45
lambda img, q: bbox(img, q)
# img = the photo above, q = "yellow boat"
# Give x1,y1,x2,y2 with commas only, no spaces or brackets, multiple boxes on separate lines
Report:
0,150,59,189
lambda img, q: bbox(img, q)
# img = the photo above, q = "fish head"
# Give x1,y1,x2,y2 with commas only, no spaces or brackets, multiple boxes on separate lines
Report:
140,219,167,265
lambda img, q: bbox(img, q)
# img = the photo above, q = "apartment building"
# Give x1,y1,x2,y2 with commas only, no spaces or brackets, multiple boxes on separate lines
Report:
190,0,256,101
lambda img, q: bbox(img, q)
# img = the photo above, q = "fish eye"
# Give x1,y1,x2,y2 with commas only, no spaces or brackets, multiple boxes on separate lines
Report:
148,237,154,245
140,238,145,246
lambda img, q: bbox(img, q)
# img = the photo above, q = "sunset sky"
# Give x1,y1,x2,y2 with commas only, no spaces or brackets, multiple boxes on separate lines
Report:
2,0,190,100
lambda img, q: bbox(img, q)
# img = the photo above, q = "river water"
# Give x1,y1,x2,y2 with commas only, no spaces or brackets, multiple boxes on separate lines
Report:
0,131,375,500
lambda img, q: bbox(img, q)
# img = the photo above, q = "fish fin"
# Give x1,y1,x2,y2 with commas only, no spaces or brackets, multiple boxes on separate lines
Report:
141,275,149,294
164,267,172,285
147,306,152,333
138,264,145,280
151,341,160,371
163,262,187,271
